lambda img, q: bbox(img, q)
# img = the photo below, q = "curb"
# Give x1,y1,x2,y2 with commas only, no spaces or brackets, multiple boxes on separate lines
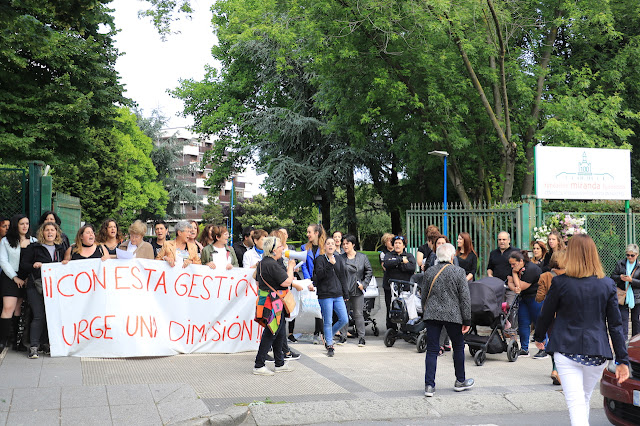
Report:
169,406,251,426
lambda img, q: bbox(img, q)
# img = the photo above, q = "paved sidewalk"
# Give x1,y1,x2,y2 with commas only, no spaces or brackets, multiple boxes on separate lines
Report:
0,294,610,425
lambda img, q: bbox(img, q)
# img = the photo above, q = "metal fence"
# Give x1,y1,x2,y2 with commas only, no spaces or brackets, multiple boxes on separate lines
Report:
406,203,525,278
0,167,27,218
543,212,632,276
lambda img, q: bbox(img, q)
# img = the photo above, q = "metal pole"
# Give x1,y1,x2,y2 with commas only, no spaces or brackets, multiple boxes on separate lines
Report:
443,156,448,237
230,177,234,245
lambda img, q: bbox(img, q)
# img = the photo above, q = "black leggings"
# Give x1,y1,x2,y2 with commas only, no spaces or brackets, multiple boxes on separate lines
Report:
27,286,48,347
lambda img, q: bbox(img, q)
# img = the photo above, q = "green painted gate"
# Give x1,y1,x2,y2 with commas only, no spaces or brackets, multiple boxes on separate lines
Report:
406,203,527,279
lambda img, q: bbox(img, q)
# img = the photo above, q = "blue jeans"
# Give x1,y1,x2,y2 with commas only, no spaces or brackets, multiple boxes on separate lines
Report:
424,321,466,387
318,297,348,346
518,296,543,351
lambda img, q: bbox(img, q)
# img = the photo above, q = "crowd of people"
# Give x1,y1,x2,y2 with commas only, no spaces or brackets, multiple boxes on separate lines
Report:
0,213,632,422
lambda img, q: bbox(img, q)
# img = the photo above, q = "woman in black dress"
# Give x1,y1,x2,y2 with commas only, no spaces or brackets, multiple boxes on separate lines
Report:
456,232,477,281
63,224,110,262
97,219,122,259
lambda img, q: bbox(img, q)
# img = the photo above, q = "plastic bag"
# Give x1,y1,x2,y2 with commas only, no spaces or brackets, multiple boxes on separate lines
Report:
286,287,301,321
297,281,322,319
363,277,379,298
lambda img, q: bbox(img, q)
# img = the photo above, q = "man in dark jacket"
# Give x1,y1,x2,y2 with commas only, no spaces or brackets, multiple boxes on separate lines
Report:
233,227,254,267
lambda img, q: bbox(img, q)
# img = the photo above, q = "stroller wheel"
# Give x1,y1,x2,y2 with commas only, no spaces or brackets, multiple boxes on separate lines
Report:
383,329,396,347
468,347,478,357
474,350,486,366
507,340,519,362
372,325,380,337
416,332,427,353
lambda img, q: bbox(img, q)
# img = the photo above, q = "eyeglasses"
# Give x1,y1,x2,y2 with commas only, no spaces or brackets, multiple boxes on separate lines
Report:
626,254,637,258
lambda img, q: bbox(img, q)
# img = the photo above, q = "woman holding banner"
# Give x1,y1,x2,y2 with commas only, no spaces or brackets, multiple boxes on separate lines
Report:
97,219,123,259
20,221,66,359
0,214,37,351
156,221,201,267
118,220,155,259
63,224,110,262
201,225,238,269
254,236,296,375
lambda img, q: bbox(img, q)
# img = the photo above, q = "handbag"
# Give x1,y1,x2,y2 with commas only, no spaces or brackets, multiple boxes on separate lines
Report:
260,262,296,314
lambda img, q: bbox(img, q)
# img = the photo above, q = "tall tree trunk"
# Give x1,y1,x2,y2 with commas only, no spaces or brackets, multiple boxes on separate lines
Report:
345,167,358,238
388,160,402,234
521,9,562,195
438,5,516,202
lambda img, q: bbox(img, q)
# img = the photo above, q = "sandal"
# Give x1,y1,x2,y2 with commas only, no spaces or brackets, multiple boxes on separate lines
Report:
551,371,561,386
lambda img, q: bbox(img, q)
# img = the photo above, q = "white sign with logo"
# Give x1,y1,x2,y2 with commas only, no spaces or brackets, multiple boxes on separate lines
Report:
535,146,631,200
42,259,262,357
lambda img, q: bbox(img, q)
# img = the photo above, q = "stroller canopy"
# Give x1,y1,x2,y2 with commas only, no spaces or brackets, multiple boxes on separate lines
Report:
469,277,505,318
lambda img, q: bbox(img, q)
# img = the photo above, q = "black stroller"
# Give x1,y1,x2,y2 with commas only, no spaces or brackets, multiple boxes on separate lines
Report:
464,277,521,366
346,278,381,337
384,275,427,352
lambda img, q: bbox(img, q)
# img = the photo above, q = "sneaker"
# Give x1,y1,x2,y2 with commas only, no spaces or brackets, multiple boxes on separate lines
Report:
336,335,347,345
424,385,435,397
454,378,475,392
313,334,322,345
288,334,298,343
533,350,549,360
265,354,275,363
40,343,51,355
327,345,335,357
284,350,301,360
275,363,294,373
253,366,274,376
444,344,452,352
28,347,38,359
519,349,530,357
358,338,366,347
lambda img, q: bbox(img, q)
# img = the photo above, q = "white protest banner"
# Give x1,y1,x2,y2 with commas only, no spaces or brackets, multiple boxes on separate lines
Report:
41,259,262,357
535,145,631,200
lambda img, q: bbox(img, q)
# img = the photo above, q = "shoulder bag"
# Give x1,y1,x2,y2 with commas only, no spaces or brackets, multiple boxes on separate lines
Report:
423,264,450,310
260,262,296,314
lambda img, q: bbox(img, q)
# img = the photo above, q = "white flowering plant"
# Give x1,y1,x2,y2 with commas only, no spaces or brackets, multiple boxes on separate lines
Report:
544,213,587,242
532,225,551,243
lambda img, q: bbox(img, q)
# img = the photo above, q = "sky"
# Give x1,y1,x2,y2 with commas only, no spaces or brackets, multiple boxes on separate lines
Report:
110,0,218,129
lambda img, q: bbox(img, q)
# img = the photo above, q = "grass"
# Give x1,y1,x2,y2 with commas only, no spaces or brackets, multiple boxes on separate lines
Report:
362,250,383,278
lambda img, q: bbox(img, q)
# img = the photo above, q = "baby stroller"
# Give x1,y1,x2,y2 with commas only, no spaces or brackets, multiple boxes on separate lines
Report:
384,275,427,352
345,277,381,337
464,277,521,366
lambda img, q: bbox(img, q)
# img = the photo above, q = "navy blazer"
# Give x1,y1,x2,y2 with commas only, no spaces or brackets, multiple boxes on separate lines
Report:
534,274,628,365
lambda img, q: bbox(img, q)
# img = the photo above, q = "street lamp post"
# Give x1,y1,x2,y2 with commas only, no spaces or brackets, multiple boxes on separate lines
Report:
313,194,323,225
230,176,235,245
428,150,450,237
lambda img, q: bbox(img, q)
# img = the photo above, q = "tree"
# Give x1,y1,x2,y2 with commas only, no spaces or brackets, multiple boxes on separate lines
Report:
112,108,168,224
0,0,125,164
234,194,294,233
149,0,640,209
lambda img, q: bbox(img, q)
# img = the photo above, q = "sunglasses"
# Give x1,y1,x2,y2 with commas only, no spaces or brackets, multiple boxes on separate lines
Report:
626,254,637,258
393,236,406,242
